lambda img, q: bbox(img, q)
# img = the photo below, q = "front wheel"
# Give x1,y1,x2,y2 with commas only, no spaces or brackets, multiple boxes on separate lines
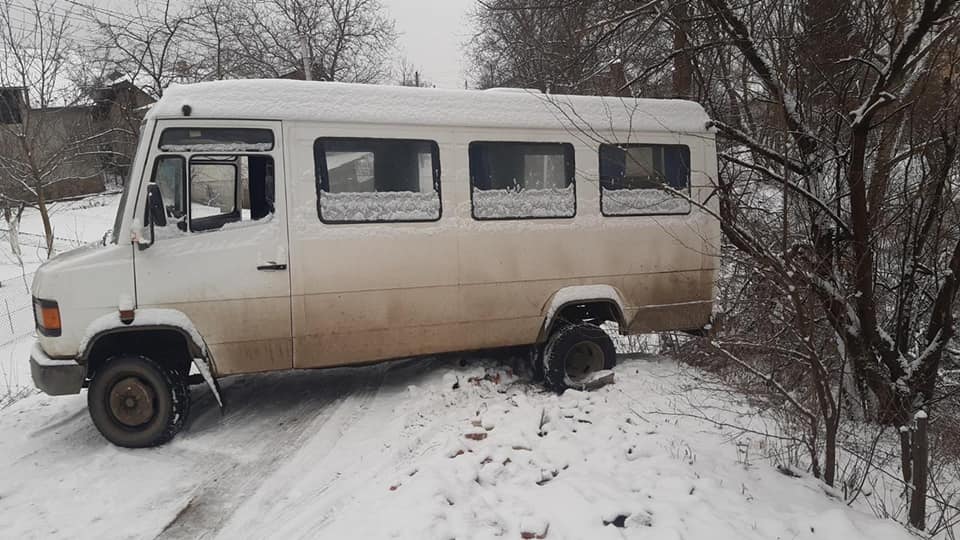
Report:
87,355,190,448
541,323,616,392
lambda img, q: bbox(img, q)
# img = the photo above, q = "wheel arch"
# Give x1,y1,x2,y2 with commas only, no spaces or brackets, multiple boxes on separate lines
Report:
79,309,223,408
537,285,628,343
81,325,202,375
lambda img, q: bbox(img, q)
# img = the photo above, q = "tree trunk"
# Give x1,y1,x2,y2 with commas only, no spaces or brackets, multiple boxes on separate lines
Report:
909,412,928,530
671,2,692,98
4,204,28,292
37,195,54,257
900,426,912,485
4,204,24,266
300,35,313,81
824,416,837,486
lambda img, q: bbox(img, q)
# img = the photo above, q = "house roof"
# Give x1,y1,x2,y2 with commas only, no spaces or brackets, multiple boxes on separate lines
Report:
147,79,712,134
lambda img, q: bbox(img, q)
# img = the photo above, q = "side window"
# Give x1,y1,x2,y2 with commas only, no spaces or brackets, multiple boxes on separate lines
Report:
190,158,238,228
314,138,440,223
189,155,275,231
150,155,186,223
598,144,691,216
469,142,575,220
148,154,274,234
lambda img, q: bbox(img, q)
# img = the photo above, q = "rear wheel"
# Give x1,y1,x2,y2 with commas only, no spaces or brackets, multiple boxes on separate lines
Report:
87,355,190,448
542,323,615,392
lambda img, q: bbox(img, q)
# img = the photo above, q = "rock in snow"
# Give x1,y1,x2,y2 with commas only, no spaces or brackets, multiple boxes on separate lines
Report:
564,369,615,391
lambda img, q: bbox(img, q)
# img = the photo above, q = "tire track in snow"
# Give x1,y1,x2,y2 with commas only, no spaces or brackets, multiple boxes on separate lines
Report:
154,367,385,540
207,367,390,539
28,407,87,438
209,357,449,539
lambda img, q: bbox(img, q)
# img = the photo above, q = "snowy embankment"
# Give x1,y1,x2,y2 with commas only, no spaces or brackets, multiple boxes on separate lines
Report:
0,353,910,540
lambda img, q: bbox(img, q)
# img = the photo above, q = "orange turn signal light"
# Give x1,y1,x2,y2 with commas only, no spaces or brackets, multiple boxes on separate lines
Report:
33,298,61,336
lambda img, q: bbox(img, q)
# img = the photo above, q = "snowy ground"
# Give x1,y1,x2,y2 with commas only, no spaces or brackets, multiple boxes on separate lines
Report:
0,353,912,540
0,192,917,539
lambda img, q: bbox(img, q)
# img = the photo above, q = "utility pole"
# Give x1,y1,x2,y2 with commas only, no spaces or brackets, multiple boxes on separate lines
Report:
300,36,313,81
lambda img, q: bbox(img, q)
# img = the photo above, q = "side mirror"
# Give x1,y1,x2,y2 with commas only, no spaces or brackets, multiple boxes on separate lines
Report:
138,184,167,251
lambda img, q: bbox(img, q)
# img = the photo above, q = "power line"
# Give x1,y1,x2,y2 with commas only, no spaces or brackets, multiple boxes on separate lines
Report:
5,1,102,31
60,0,169,30
0,18,113,51
62,0,147,23
8,0,154,33
0,10,37,31
2,1,154,49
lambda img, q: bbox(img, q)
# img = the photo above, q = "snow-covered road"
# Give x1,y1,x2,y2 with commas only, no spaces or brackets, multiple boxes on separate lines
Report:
0,354,912,540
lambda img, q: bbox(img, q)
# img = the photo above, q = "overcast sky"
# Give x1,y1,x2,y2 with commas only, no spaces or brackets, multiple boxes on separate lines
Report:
383,0,476,88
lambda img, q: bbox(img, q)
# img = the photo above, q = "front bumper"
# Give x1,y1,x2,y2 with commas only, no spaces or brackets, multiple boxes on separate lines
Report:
30,343,85,396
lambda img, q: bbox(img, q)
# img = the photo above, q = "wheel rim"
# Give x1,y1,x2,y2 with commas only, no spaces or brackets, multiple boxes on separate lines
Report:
564,340,605,382
108,376,156,428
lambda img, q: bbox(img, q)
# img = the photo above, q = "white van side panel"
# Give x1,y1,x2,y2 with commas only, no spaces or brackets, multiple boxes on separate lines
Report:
286,123,461,368
286,122,717,369
455,133,716,337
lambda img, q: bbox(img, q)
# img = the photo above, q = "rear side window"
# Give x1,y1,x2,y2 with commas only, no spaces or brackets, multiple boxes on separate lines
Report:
469,142,575,220
314,138,441,223
599,144,691,215
159,128,274,152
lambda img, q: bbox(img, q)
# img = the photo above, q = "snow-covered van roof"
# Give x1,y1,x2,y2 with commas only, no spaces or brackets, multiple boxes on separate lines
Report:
147,80,711,134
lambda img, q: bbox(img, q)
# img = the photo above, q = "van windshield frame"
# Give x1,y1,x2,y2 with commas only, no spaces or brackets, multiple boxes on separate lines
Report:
110,175,134,244
111,120,147,244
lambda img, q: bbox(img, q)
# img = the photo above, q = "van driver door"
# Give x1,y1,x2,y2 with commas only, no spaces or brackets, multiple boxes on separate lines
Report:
133,120,292,375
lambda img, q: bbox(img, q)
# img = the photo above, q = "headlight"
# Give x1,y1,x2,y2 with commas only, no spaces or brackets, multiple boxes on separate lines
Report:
33,298,61,337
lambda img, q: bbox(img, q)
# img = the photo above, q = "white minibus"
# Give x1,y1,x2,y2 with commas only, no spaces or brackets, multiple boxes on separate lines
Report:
29,80,719,447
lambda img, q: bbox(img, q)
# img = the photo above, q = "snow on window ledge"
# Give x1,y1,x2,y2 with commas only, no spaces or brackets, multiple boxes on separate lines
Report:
160,142,273,152
472,185,575,220
320,190,440,222
601,187,690,216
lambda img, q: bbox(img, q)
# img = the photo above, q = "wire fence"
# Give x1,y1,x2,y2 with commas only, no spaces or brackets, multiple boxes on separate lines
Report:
0,271,39,348
0,229,91,348
0,228,89,246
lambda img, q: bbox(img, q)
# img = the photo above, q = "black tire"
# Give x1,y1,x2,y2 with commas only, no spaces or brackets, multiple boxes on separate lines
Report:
87,355,190,448
542,323,615,393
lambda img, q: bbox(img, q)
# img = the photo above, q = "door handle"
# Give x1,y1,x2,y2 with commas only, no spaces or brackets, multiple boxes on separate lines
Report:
257,262,287,271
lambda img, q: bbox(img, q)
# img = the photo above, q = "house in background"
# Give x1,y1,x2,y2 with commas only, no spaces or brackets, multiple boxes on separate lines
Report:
0,79,154,201
90,79,156,183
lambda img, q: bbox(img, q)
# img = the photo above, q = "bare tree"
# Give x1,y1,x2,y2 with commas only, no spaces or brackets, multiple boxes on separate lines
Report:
467,0,610,93
467,0,670,95
188,0,397,83
94,0,397,87
689,3,960,528
472,0,960,530
94,0,200,98
0,0,111,255
397,57,431,87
